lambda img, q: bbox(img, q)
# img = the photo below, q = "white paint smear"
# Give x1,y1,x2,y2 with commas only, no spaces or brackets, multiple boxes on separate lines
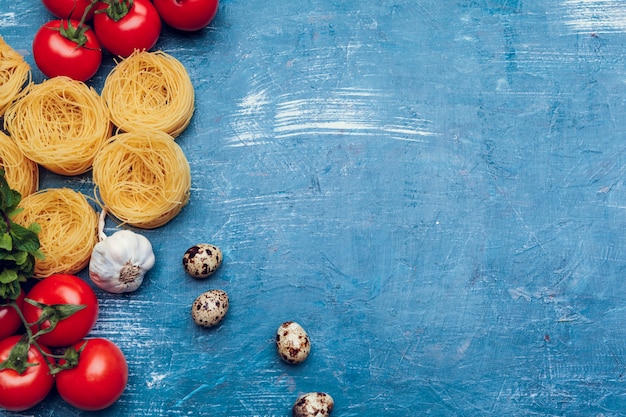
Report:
0,13,17,27
274,88,437,142
227,87,437,146
562,0,626,33
227,88,273,147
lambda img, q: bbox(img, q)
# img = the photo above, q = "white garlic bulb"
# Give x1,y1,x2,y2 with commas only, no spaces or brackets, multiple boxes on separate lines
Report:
89,209,155,293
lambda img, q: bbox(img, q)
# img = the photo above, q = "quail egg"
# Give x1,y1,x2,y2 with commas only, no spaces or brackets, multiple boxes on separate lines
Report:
182,244,222,279
292,392,334,417
276,321,311,364
191,289,229,327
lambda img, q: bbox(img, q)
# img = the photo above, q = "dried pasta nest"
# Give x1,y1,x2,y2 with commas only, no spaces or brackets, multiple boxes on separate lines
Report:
93,130,191,229
101,50,195,138
3,76,112,176
0,131,39,197
12,188,98,278
0,35,30,116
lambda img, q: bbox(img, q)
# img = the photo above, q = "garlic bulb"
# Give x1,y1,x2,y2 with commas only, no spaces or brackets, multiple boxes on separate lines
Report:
89,209,155,293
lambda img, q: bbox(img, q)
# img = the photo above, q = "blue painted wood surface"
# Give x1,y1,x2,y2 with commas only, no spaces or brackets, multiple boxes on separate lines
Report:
3,0,626,415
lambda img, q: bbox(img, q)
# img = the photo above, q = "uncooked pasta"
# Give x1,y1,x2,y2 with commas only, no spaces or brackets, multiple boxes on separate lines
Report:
3,76,112,176
101,50,195,138
0,36,30,116
13,188,98,278
0,131,38,197
93,130,191,229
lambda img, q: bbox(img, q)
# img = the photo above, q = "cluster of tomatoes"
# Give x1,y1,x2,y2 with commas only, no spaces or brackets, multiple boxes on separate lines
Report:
0,274,127,412
34,0,219,81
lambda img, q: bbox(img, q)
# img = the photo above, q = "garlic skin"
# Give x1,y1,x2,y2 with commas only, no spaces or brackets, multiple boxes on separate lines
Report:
89,210,155,293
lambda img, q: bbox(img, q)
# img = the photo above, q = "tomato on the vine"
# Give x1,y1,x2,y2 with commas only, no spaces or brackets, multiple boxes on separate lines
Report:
94,0,161,57
32,19,102,81
41,0,97,21
0,288,25,340
22,273,99,348
0,335,54,412
153,0,218,32
56,338,128,411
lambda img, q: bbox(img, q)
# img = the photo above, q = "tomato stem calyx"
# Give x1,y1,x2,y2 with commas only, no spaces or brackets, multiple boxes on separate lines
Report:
2,299,91,375
97,0,135,23
55,19,92,48
49,342,86,375
0,335,36,375
54,0,101,49
24,298,87,339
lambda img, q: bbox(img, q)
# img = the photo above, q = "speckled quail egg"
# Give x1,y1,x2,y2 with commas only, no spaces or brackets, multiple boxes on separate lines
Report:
182,244,222,279
292,392,334,417
276,321,311,364
191,289,229,327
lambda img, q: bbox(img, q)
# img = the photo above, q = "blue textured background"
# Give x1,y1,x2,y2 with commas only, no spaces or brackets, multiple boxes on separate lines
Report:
3,0,626,415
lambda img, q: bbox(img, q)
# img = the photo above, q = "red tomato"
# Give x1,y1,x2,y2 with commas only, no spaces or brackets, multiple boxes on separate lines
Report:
93,0,161,57
153,0,218,31
0,336,54,412
41,0,97,21
22,274,98,348
0,288,25,340
56,338,128,411
32,19,102,82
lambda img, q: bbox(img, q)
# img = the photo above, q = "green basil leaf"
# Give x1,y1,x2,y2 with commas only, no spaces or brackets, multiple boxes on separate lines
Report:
0,233,10,251
0,269,17,284
10,223,40,253
12,251,28,266
0,170,41,300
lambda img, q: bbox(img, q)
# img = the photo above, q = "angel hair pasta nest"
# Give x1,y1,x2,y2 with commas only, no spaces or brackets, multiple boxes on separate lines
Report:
0,35,30,116
13,188,98,278
3,76,112,176
0,131,38,197
101,50,195,138
93,130,191,229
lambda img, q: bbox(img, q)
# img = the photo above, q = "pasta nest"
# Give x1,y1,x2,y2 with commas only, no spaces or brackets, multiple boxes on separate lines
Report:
13,188,98,278
0,131,38,197
0,35,30,116
93,130,191,229
3,76,112,176
102,50,195,138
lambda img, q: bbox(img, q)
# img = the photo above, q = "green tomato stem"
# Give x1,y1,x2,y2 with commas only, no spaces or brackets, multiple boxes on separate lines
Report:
4,301,72,374
98,0,134,22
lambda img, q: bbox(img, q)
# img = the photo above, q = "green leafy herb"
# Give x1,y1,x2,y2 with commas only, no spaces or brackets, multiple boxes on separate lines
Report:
0,170,44,300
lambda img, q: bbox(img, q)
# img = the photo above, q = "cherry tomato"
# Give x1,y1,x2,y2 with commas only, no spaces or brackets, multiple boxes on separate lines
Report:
22,274,99,348
32,19,102,82
0,288,25,340
0,336,54,412
41,0,97,21
153,0,218,32
56,338,128,411
94,0,161,57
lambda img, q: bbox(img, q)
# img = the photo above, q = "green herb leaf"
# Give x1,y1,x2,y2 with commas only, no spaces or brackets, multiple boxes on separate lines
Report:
0,233,11,251
0,268,17,284
0,169,43,300
11,222,41,253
